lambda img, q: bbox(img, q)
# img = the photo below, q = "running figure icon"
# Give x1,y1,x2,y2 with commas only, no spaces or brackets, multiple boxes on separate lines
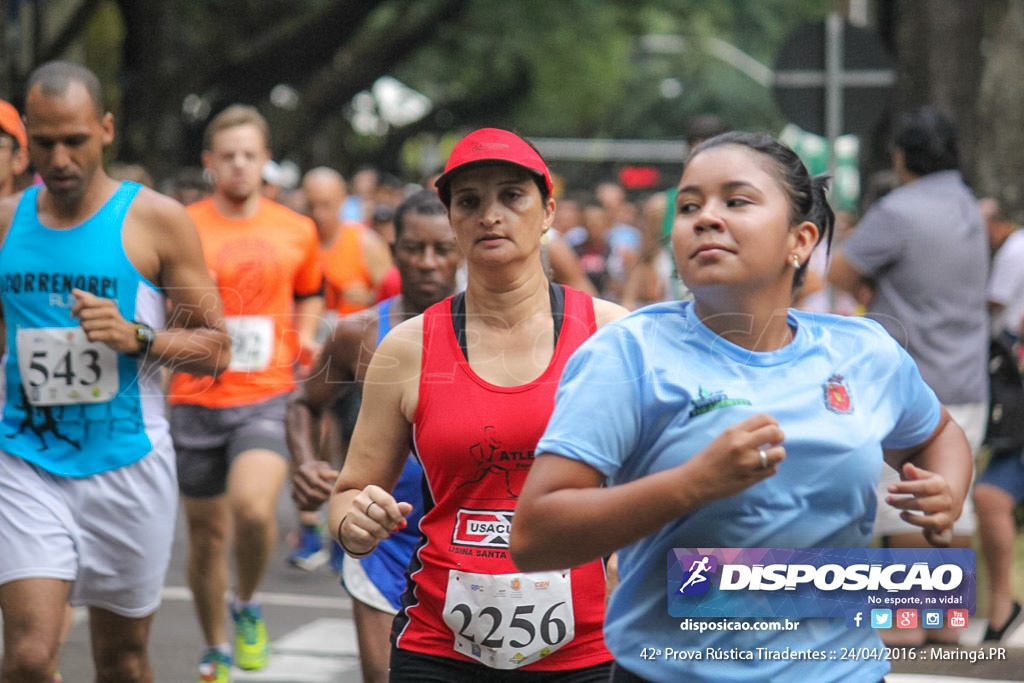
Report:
678,556,712,594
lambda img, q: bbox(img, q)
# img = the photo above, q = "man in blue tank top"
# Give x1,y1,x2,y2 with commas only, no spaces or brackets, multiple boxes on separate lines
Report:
286,189,461,683
0,61,230,683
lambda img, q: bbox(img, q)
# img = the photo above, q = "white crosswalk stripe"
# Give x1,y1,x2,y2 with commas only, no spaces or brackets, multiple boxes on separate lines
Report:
162,588,362,683
160,585,352,611
233,619,361,682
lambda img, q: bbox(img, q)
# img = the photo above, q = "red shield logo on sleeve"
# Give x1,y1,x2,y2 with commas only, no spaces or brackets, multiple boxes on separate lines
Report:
823,374,853,414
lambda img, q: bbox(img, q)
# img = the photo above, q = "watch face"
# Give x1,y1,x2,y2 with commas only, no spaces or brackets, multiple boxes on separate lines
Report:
136,323,155,346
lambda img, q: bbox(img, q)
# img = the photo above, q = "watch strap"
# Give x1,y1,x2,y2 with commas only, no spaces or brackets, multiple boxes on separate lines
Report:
129,321,156,357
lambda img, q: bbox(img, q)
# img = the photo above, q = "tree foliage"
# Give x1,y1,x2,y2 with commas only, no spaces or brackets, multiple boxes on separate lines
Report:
79,0,826,179
21,0,1013,204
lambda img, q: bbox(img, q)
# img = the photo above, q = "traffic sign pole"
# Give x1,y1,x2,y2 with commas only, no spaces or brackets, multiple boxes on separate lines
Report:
826,12,843,188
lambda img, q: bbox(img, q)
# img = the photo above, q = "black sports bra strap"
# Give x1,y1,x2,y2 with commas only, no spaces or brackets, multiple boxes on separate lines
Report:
451,283,566,361
549,281,565,345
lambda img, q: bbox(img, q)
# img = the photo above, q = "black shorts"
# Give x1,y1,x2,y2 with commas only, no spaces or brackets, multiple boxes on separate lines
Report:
389,648,612,683
609,663,648,683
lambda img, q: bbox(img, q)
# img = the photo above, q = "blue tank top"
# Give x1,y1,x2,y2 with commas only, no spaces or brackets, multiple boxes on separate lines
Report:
0,182,167,476
355,296,426,610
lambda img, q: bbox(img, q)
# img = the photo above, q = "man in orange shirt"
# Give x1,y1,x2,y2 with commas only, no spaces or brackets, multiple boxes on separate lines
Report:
303,166,391,320
168,105,323,682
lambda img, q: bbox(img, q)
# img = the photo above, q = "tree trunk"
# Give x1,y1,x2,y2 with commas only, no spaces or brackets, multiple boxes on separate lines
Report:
891,0,985,186
118,0,184,180
975,0,1024,217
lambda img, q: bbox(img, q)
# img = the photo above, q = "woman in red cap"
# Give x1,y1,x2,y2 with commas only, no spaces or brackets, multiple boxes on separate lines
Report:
328,128,623,681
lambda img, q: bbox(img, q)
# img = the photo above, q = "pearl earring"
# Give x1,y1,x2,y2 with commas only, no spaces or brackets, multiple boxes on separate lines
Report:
791,254,801,268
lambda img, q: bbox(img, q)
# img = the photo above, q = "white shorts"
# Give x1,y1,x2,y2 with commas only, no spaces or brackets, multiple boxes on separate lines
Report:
342,555,398,615
0,434,177,618
873,402,987,537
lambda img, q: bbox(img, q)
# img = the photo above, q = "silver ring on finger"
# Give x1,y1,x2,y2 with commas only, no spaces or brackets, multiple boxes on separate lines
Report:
759,448,769,469
365,500,378,516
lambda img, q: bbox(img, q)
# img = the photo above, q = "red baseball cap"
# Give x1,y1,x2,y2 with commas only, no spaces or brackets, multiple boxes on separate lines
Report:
435,128,552,202
0,100,26,150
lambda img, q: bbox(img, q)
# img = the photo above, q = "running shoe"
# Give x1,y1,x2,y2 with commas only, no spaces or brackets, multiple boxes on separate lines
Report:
983,600,1022,642
232,604,269,670
328,539,345,575
197,647,231,683
287,525,327,571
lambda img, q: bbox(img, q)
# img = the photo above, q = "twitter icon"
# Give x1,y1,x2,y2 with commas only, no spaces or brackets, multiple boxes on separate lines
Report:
871,609,892,629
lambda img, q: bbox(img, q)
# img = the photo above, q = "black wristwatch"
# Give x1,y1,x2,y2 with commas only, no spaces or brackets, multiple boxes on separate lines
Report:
129,321,156,357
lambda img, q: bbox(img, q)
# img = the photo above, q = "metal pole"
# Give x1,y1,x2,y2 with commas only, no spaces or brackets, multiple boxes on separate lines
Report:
825,11,843,185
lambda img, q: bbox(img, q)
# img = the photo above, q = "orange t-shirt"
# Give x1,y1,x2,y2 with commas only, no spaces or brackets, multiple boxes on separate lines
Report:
321,221,374,316
170,197,323,407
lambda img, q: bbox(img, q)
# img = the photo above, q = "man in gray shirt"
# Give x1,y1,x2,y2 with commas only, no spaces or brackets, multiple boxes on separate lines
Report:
829,106,988,644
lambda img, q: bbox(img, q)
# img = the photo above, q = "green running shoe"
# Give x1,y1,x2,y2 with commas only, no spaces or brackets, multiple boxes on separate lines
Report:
232,604,269,670
197,647,231,683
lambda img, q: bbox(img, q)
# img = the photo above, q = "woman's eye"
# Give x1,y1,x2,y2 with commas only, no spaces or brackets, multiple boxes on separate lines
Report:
678,202,699,214
726,197,750,208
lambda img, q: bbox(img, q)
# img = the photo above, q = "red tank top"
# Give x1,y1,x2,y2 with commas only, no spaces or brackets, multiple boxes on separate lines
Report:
394,285,611,671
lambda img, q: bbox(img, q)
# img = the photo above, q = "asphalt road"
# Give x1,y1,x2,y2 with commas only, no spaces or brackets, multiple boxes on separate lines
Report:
56,493,361,682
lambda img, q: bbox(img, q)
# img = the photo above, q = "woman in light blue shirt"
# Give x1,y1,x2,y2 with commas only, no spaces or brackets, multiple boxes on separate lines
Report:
510,132,973,682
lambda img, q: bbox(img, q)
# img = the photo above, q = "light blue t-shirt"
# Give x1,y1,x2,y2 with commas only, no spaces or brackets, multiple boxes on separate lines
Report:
536,301,941,683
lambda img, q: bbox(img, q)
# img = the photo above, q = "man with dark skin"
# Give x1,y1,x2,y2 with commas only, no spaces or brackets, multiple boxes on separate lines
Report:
286,167,394,572
0,61,229,683
286,189,461,683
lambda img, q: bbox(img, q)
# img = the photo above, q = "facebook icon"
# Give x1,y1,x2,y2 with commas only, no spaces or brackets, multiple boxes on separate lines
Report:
847,611,865,628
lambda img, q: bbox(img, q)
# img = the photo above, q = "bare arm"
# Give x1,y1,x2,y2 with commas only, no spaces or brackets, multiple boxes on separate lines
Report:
592,297,629,327
882,406,973,547
511,414,786,571
327,317,423,556
75,193,229,375
286,315,368,509
152,201,231,375
294,294,325,359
